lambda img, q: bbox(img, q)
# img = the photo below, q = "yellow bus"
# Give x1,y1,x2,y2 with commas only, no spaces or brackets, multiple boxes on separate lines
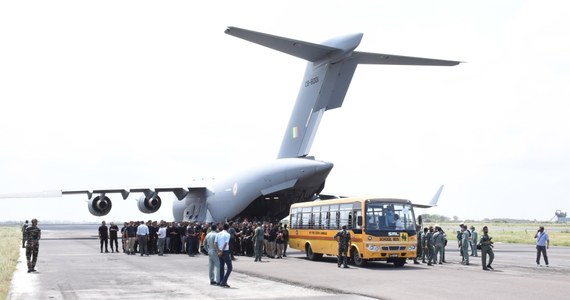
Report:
288,197,418,267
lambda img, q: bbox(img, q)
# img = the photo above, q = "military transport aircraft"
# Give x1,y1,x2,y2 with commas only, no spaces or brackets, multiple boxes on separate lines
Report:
1,27,459,222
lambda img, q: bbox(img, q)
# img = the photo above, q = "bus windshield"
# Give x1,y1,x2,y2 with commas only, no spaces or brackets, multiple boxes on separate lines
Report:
365,202,415,232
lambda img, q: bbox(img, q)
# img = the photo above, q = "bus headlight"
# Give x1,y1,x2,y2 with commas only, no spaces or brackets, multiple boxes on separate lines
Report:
367,245,380,252
408,245,416,251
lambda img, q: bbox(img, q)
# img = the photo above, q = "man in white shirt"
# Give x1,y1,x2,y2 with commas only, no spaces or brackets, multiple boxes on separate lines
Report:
215,223,232,288
157,222,167,256
137,221,150,256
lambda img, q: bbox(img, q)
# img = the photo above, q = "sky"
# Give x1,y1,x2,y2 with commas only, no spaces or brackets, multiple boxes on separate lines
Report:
1,0,569,223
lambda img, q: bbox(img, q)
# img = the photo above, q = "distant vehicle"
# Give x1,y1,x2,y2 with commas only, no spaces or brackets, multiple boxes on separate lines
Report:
1,27,458,223
289,196,429,267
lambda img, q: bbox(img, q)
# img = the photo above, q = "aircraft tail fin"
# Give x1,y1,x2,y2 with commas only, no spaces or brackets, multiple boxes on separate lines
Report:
225,27,460,158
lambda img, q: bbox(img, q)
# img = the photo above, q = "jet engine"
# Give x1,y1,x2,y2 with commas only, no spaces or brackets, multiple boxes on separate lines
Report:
88,195,112,216
137,194,162,214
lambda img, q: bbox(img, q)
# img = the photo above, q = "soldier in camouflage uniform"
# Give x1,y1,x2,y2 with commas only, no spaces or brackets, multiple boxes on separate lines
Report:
334,224,351,268
25,218,41,273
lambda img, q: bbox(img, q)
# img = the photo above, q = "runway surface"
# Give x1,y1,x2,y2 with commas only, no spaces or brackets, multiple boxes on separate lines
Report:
8,225,570,300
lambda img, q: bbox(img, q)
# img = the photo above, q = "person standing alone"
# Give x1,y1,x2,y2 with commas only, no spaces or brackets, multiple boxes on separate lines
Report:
25,218,41,273
535,226,549,267
334,224,351,268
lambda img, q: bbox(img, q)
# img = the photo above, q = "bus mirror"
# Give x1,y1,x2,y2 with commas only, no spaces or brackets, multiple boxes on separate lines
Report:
357,216,362,226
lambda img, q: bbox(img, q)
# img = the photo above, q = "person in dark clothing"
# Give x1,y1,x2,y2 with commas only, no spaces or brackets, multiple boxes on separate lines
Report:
98,221,109,253
268,224,278,258
126,222,138,255
21,220,29,248
109,222,119,253
169,223,181,254
148,221,158,255
186,223,197,256
282,224,289,257
228,221,239,260
414,225,422,264
194,224,203,255
334,224,351,268
241,224,254,257
120,222,128,253
275,226,284,258
25,218,41,272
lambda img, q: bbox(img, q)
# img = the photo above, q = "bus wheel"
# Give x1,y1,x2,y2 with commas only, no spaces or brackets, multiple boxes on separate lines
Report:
394,258,406,267
351,247,367,267
305,244,322,261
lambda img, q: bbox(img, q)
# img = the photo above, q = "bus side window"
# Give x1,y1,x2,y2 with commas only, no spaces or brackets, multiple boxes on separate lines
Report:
348,212,353,229
335,211,340,229
354,210,362,229
291,212,296,229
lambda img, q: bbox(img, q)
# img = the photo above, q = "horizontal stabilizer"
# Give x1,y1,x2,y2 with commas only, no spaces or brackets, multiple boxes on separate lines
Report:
356,51,460,66
225,26,341,62
413,185,444,208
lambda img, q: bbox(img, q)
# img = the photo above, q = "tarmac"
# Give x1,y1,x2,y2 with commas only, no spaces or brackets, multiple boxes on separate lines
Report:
8,226,570,300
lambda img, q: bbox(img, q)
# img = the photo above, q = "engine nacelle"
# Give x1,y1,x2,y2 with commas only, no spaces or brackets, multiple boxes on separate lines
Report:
88,195,112,216
137,194,162,214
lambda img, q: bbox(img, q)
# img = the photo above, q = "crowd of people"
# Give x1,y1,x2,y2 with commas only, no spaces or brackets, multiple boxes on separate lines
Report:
96,218,290,287
414,224,496,270
97,219,289,258
414,223,551,270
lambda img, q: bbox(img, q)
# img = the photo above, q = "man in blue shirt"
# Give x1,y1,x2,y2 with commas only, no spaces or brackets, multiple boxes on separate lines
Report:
534,226,549,267
215,223,232,288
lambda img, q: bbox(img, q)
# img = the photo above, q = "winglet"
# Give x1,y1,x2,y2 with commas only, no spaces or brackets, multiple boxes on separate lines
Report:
413,185,444,208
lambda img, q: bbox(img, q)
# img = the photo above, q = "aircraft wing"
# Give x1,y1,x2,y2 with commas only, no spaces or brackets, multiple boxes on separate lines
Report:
1,186,207,201
62,187,195,201
413,185,444,208
0,190,64,199
355,51,460,66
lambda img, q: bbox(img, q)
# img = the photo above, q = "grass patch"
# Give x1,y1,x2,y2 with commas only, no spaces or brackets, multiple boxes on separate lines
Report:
425,223,570,246
0,226,20,299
